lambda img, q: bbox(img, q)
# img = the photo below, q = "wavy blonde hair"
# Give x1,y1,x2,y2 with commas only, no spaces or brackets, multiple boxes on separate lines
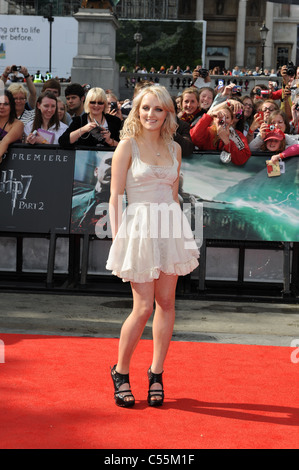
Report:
120,85,178,143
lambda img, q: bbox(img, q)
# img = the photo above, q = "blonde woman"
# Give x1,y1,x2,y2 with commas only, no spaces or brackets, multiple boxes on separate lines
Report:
58,87,121,148
106,85,199,408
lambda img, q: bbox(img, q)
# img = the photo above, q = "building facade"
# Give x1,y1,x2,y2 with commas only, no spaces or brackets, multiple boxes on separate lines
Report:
1,0,299,71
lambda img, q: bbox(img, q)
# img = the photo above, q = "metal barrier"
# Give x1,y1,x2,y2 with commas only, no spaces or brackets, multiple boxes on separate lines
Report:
0,144,298,301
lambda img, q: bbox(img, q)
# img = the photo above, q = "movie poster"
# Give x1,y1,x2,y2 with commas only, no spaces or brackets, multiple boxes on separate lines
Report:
181,153,299,242
0,146,74,233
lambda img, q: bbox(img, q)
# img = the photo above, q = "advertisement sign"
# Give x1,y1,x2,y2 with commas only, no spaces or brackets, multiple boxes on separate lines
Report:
0,146,75,233
181,153,299,242
0,15,77,77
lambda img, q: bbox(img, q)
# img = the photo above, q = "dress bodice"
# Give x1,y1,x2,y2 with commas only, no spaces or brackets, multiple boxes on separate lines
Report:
126,138,179,204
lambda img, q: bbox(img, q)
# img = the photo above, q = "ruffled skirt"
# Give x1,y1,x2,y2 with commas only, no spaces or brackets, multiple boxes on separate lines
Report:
106,202,199,283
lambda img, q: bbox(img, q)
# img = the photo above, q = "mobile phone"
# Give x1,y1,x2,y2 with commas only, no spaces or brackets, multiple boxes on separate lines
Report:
257,111,264,121
110,101,118,111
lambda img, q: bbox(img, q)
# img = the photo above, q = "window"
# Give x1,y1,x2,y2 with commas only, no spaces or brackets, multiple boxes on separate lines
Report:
277,46,290,69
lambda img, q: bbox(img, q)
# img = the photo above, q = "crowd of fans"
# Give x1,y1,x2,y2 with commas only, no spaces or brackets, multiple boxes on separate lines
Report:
1,62,299,166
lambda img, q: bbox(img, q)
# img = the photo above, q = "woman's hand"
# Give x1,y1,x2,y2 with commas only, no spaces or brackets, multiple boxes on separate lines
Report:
215,112,230,145
26,132,47,145
82,121,97,134
260,121,269,141
250,112,264,133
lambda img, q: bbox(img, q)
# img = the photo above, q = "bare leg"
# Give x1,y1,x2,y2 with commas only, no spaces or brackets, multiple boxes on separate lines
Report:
115,281,155,400
150,272,178,401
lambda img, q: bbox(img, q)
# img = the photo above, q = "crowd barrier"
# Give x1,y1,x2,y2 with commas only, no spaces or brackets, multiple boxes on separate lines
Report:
0,143,298,300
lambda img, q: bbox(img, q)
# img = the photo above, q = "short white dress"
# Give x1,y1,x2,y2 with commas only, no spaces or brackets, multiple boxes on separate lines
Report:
106,138,199,283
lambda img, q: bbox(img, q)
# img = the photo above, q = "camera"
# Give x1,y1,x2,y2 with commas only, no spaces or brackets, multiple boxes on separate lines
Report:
267,124,275,132
198,68,209,79
255,89,270,97
11,65,21,72
287,61,296,76
295,102,299,111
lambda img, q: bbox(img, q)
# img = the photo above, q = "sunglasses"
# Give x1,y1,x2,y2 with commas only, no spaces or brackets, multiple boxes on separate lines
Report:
89,101,105,105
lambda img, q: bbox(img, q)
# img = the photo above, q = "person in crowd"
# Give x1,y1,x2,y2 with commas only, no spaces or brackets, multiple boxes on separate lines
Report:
57,98,67,124
240,95,255,136
64,83,85,121
7,83,35,125
246,99,279,143
249,109,298,152
171,97,194,158
190,100,251,165
266,127,299,163
24,91,68,145
198,87,215,114
0,89,24,164
41,78,61,97
106,91,124,122
178,87,202,126
106,85,199,408
58,87,121,148
1,65,37,110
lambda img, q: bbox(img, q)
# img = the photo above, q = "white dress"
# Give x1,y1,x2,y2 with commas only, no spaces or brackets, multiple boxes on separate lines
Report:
106,138,199,283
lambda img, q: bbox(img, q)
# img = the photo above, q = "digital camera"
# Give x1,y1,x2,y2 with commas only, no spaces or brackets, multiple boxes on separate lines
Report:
287,61,296,76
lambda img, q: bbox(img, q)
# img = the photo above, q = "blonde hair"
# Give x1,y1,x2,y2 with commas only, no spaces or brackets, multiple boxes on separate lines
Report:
84,87,108,114
7,83,28,98
120,85,177,143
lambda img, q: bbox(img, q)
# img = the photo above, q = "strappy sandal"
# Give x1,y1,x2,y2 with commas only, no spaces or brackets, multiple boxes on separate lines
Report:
111,364,135,408
147,367,164,407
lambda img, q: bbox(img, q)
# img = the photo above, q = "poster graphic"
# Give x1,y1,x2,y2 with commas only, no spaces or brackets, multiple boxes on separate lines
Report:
181,153,299,242
0,146,74,233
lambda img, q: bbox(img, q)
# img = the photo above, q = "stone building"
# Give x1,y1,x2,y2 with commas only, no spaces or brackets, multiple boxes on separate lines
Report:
2,0,299,71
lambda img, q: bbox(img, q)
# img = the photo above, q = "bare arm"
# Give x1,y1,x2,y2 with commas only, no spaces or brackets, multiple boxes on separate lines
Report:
172,142,182,204
0,120,24,162
109,139,131,239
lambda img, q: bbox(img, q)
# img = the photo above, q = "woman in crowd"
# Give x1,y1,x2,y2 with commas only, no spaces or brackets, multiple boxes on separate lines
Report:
0,89,24,163
24,92,68,144
190,100,251,165
7,83,35,124
106,85,199,408
59,87,121,148
57,98,67,124
246,99,279,144
106,91,124,123
178,87,203,126
240,95,255,136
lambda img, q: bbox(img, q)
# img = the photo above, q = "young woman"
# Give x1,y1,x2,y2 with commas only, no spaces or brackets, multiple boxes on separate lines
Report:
0,89,24,163
178,87,202,125
24,92,68,144
249,109,298,152
106,85,199,408
190,101,251,165
58,87,121,148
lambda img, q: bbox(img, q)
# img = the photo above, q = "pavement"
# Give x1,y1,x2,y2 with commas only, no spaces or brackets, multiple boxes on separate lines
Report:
0,292,298,347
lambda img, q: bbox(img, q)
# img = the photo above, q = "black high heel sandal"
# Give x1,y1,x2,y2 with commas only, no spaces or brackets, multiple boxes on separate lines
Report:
147,367,164,407
111,365,135,408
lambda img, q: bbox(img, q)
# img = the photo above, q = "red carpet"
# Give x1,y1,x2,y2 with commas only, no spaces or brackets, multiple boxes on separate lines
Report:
0,333,298,449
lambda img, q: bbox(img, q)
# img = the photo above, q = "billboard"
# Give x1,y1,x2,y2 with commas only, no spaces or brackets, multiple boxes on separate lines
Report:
0,15,78,78
0,146,74,233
